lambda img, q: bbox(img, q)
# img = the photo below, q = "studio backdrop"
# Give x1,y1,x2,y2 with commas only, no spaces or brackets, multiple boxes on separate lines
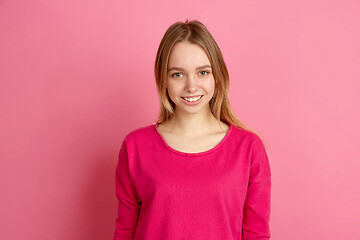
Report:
0,0,359,239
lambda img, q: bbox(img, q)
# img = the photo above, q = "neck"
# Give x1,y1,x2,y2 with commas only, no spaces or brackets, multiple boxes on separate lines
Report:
167,107,221,137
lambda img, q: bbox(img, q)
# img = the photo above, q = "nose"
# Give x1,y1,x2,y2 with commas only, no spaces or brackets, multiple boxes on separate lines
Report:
184,75,197,92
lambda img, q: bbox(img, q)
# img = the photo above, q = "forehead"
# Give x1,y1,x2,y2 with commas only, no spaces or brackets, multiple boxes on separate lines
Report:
168,42,210,68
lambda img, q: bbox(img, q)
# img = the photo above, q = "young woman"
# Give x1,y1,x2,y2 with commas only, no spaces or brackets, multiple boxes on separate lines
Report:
113,20,272,240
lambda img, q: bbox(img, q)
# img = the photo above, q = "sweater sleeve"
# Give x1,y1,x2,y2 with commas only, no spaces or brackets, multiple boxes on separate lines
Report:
242,138,272,240
113,139,142,240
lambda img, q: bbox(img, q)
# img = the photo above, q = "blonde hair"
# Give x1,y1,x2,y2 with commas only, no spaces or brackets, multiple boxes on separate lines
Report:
153,19,267,149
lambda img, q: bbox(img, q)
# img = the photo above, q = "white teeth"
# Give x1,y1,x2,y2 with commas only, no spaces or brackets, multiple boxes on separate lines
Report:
183,96,202,102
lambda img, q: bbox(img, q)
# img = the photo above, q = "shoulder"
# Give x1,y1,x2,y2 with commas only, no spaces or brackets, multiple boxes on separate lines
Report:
231,126,270,172
229,124,268,157
231,125,263,146
122,123,156,146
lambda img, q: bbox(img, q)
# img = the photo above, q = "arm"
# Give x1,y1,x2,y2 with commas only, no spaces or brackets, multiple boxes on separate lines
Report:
113,139,142,240
242,139,272,240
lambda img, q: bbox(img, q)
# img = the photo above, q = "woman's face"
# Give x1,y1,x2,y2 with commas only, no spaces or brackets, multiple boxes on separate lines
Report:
166,41,215,115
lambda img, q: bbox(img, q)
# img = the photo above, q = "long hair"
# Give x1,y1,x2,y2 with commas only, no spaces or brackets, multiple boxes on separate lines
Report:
153,19,267,149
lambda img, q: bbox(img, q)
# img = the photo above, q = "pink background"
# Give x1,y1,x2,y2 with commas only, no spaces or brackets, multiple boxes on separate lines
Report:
1,0,359,239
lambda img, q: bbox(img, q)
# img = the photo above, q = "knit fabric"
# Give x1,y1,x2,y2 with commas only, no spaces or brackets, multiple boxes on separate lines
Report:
113,122,271,240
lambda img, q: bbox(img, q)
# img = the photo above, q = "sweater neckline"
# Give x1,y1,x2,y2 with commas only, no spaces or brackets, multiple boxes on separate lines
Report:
153,122,233,157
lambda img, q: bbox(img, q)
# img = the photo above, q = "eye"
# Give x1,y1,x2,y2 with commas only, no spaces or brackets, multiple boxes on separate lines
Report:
199,70,209,76
171,72,183,78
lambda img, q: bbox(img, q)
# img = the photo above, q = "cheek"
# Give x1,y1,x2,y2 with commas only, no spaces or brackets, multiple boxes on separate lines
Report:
166,84,181,100
205,78,215,94
166,81,182,94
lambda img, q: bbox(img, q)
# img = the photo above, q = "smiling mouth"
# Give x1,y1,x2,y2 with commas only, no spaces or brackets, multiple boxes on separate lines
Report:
181,95,203,99
181,95,203,102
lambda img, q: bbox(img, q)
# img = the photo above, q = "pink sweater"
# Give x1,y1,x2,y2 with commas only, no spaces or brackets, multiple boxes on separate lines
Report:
113,122,272,240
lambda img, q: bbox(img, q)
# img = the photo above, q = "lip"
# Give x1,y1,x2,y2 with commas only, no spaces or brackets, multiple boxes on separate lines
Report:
182,95,203,98
181,95,203,105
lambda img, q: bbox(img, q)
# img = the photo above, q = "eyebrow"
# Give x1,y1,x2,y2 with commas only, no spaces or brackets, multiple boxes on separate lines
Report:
167,65,212,72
